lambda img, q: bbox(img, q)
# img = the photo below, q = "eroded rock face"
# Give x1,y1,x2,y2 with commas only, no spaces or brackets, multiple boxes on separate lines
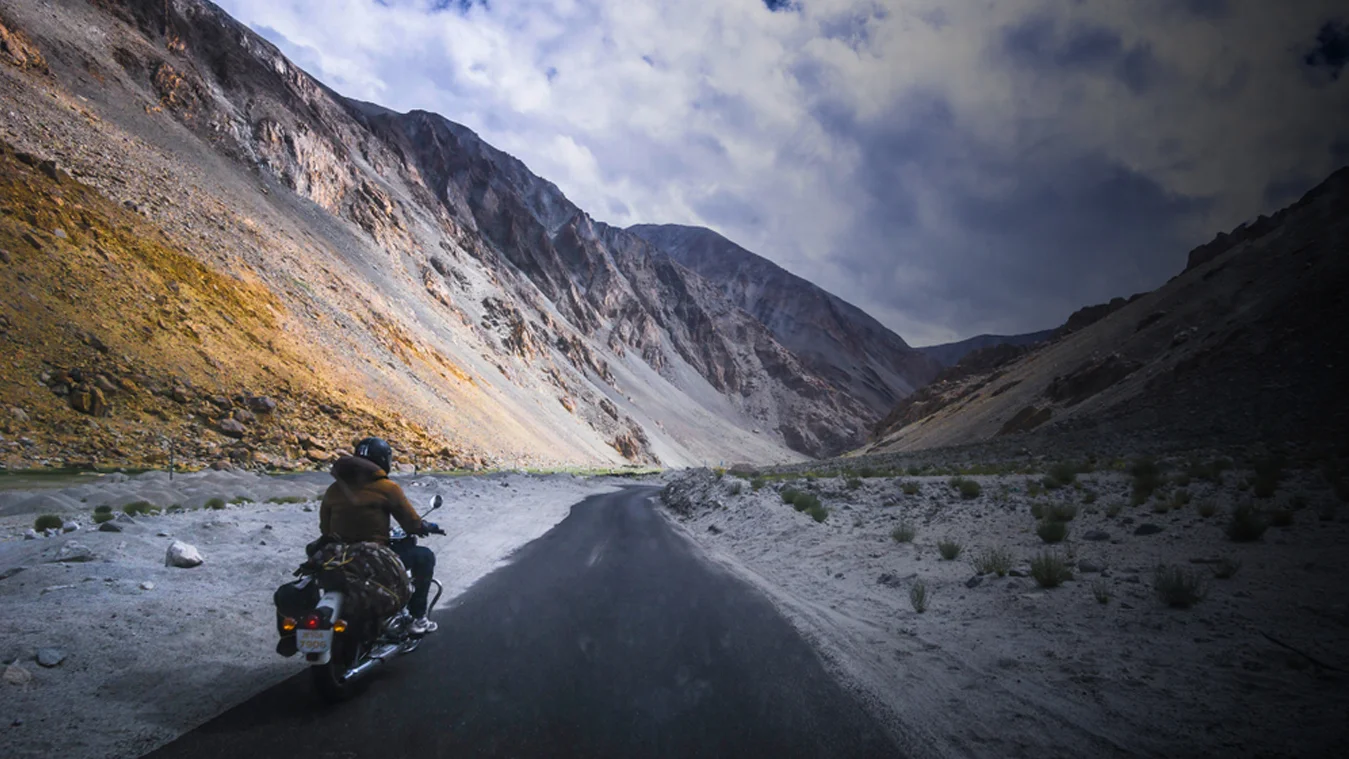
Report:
1046,355,1141,407
0,17,47,72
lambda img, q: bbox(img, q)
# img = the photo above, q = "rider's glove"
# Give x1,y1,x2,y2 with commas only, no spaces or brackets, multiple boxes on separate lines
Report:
423,521,445,535
411,520,431,537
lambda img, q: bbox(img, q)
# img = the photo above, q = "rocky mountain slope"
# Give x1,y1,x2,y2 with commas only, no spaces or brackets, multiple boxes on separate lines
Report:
0,0,887,471
629,224,941,418
916,330,1055,368
864,167,1349,455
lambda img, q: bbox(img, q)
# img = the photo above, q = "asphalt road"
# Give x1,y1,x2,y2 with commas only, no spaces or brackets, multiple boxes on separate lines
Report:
143,487,900,758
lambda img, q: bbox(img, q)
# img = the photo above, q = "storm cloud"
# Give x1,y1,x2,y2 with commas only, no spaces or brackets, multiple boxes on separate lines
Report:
216,0,1349,345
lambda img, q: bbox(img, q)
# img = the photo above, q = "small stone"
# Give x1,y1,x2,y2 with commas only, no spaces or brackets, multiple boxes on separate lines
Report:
877,573,903,588
53,228,67,240
1134,524,1164,536
1078,561,1104,574
165,540,203,568
54,542,94,563
0,248,9,264
7,407,27,422
1123,575,1142,584
140,581,155,591
1008,569,1028,578
23,529,39,540
98,521,123,533
35,648,65,668
1084,530,1110,542
61,521,80,533
707,524,722,534
965,575,984,589
3,664,32,686
232,408,256,425
246,396,278,413
1119,602,1135,610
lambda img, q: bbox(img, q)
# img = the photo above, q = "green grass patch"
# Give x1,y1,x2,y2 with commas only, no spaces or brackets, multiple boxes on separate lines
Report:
265,496,310,504
1036,520,1069,543
806,504,829,523
205,498,227,511
122,501,157,516
1047,503,1078,522
1091,579,1111,604
1153,565,1208,608
909,579,929,613
92,511,115,524
1030,551,1073,588
94,504,113,514
972,546,1013,577
901,481,921,496
34,514,63,531
891,521,916,543
937,540,963,560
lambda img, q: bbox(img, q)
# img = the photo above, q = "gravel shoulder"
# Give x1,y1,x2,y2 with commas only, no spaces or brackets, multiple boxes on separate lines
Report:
660,465,1349,758
0,469,619,759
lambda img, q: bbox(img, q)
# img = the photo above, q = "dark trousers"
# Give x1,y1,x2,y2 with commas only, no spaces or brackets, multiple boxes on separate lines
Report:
391,541,436,618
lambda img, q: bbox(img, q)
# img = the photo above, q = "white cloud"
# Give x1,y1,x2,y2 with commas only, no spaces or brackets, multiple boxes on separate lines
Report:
217,0,1349,345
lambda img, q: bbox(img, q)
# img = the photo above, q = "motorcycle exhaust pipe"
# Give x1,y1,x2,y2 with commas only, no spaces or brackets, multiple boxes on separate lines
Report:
340,643,403,684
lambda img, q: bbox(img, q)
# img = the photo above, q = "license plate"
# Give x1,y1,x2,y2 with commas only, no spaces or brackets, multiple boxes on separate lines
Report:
296,629,332,654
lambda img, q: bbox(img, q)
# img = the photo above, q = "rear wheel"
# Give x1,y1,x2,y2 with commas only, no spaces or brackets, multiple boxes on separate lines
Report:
311,633,362,703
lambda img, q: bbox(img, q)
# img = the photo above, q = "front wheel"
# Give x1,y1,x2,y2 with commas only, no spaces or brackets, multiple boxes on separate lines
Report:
311,633,362,703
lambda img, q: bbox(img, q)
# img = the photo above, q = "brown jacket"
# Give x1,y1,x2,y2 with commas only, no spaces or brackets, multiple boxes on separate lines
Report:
319,455,421,545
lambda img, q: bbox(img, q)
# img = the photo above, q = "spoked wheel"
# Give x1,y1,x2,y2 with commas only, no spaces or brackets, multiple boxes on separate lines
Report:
311,633,363,703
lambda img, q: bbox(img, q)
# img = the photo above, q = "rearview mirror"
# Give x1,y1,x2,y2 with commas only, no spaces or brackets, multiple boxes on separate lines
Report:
428,494,443,512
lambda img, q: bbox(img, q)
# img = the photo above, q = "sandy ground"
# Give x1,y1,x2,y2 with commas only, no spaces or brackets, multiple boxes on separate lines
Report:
661,467,1349,759
0,469,619,759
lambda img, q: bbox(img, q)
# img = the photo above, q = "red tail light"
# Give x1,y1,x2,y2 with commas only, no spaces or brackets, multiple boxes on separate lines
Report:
302,614,322,630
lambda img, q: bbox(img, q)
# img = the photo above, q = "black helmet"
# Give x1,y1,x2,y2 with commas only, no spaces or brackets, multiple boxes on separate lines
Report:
353,437,393,474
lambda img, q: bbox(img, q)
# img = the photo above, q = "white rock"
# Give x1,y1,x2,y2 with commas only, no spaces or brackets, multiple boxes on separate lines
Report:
55,542,94,563
23,529,39,540
140,581,155,591
165,540,203,568
61,521,80,533
3,664,32,686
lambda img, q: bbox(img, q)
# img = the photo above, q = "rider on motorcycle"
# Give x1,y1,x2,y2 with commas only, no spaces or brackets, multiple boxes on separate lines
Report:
320,436,440,634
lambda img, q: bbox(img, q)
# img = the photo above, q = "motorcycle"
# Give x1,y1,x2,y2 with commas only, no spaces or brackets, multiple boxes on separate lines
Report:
275,494,447,703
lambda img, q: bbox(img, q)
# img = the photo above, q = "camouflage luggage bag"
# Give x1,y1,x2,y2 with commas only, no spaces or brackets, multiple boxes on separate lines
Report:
304,538,411,631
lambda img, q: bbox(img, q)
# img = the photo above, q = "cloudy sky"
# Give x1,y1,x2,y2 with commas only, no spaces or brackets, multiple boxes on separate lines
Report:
216,0,1349,346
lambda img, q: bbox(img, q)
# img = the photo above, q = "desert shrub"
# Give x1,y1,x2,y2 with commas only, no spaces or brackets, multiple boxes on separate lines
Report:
1046,461,1078,487
858,466,879,478
1269,508,1293,527
1172,473,1192,487
1030,551,1073,588
1131,457,1163,505
1227,502,1267,541
972,546,1013,576
265,496,309,504
902,481,921,496
1091,579,1111,604
1196,499,1218,518
891,521,916,543
1211,557,1242,579
781,488,801,505
957,478,982,499
167,504,185,513
1041,476,1063,491
788,492,822,513
34,514,63,531
1047,503,1078,522
94,505,113,514
1081,489,1098,505
846,477,863,491
229,496,253,505
729,482,743,496
909,579,929,612
1029,501,1046,519
907,465,923,476
1289,493,1309,510
713,468,726,480
750,477,766,492
123,501,156,515
92,511,115,524
1026,479,1045,497
1151,499,1171,514
807,504,829,523
1171,489,1192,509
1036,519,1068,543
937,540,963,560
205,497,227,511
1104,502,1123,518
1188,458,1231,483
1153,565,1208,608
1251,454,1285,498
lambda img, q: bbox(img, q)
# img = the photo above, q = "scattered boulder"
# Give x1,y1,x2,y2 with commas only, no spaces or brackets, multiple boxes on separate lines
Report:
232,408,256,425
170,386,192,404
1084,530,1111,542
61,521,79,533
965,575,984,589
877,573,903,588
1134,524,1164,536
1078,560,1104,574
95,375,119,394
246,396,277,414
3,664,32,686
54,542,94,563
0,248,9,264
68,385,109,416
208,395,232,410
98,521,123,533
165,540,203,568
35,648,65,668
140,581,155,591
217,418,246,438
8,407,27,423
23,529,39,540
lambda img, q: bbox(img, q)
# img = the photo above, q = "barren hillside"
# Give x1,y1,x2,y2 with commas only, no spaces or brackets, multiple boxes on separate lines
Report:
865,167,1349,455
0,0,901,472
